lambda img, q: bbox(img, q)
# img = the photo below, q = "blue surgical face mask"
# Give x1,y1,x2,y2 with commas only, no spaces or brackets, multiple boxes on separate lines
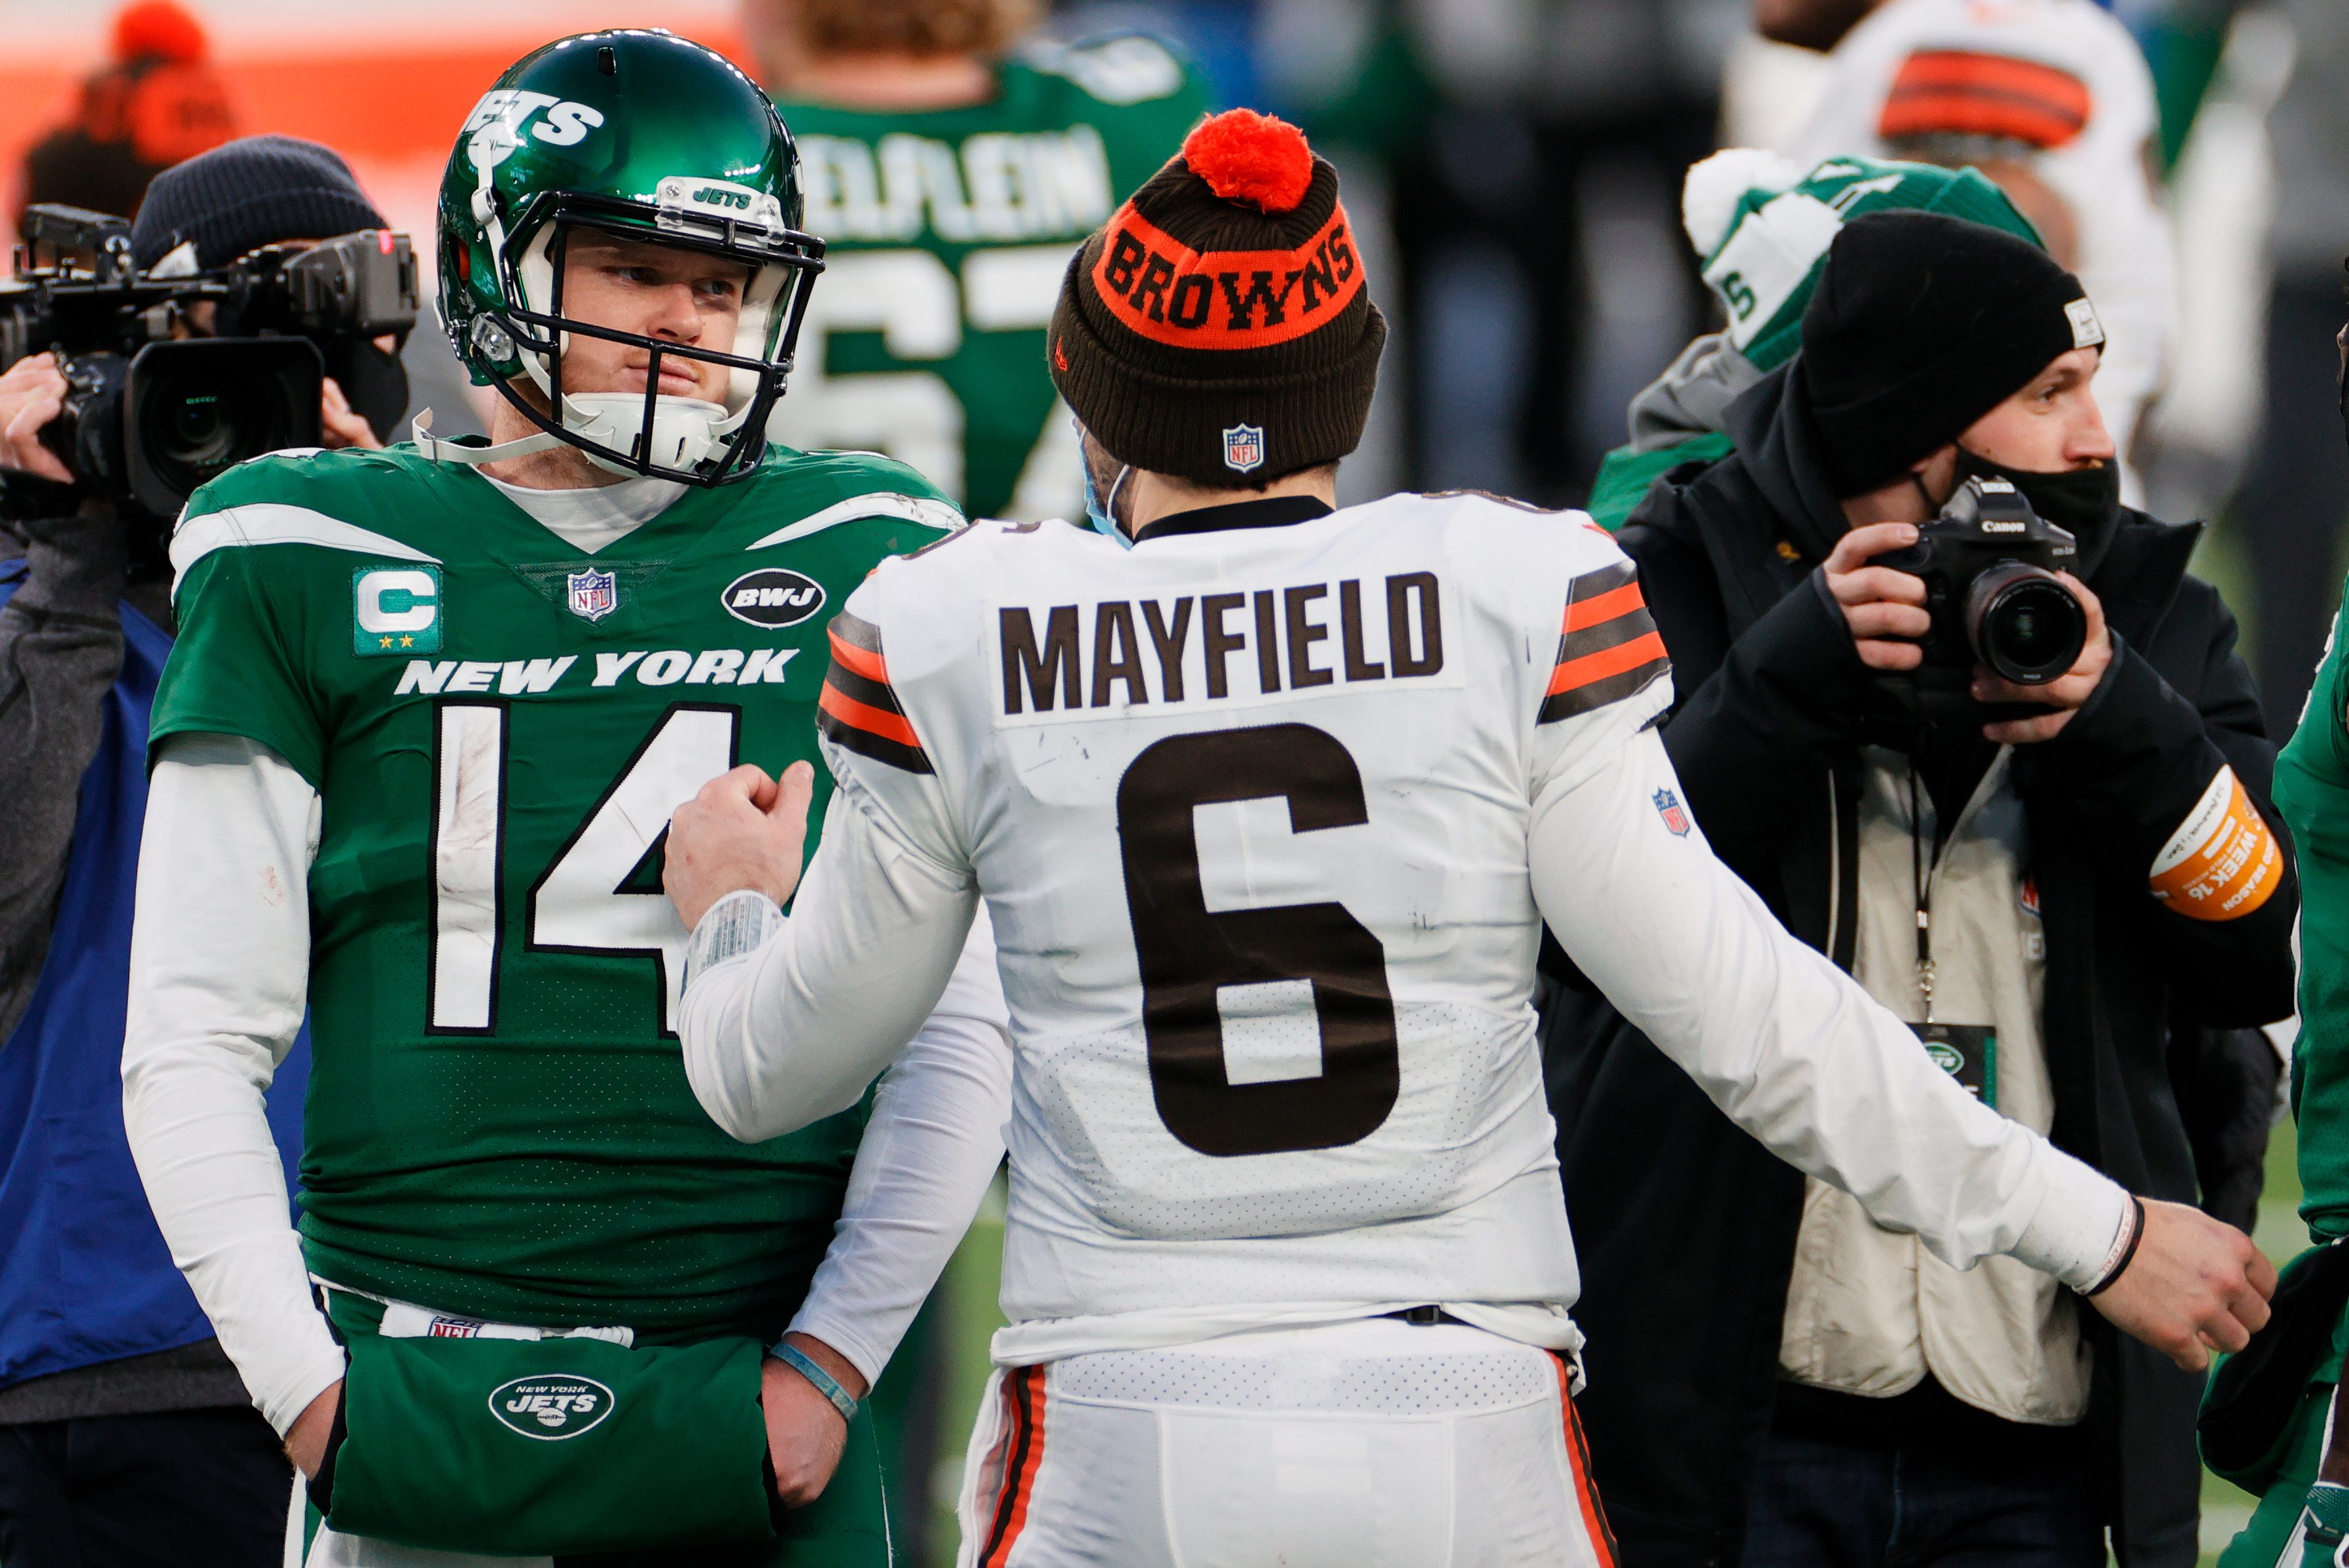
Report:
1076,419,1134,548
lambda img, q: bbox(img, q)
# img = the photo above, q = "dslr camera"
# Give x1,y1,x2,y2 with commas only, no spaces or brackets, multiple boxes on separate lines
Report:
1874,474,2088,720
0,203,417,518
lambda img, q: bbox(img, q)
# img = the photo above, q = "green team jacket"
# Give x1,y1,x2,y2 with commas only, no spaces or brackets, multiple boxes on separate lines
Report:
151,442,959,1342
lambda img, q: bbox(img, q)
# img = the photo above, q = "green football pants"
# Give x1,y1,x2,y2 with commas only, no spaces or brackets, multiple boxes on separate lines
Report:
296,1295,890,1566
2219,1380,2335,1568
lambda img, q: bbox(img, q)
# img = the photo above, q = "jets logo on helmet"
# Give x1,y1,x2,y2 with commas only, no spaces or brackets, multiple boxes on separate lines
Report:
460,91,606,169
425,29,827,487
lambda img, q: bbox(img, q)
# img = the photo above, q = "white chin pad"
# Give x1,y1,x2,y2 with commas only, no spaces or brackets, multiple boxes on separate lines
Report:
562,391,726,475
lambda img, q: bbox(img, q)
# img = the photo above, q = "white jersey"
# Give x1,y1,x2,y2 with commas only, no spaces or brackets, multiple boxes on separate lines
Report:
677,493,2132,1368
855,493,1666,1355
1785,0,2173,474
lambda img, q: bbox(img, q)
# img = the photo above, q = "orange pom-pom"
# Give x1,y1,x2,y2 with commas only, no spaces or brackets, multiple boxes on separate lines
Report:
113,1,207,63
1181,109,1314,215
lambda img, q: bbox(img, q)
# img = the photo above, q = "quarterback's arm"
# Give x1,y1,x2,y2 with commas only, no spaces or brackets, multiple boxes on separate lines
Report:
122,732,344,1436
677,780,981,1144
787,909,1014,1388
1533,723,2132,1280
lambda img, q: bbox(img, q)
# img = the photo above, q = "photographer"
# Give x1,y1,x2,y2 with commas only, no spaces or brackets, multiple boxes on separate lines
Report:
0,136,395,1567
1548,211,2296,1568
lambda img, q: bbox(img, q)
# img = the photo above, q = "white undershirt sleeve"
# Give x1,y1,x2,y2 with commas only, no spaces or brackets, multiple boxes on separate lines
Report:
787,912,1013,1388
1532,726,2131,1289
679,787,981,1144
122,732,344,1435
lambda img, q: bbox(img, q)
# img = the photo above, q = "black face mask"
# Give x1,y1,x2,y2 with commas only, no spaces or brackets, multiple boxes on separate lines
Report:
321,336,412,445
1948,448,2119,550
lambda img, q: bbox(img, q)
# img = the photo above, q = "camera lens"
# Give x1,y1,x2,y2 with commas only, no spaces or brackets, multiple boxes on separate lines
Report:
1966,563,2086,685
165,391,235,467
133,348,310,501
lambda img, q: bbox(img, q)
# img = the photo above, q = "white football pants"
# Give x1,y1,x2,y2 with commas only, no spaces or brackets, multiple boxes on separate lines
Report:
954,1317,1618,1568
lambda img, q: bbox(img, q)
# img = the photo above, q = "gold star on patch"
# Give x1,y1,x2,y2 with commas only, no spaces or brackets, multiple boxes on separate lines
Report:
400,634,414,647
378,635,394,649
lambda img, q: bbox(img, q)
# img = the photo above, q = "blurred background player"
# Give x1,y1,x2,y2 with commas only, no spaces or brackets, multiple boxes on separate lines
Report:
2232,0,2349,733
21,1,234,222
742,0,1211,521
1762,0,2174,507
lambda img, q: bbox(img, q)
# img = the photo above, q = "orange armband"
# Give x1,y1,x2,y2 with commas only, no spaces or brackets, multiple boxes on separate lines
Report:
2148,766,2282,921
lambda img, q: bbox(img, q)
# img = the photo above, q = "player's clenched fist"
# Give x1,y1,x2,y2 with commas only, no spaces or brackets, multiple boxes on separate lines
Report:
2085,1199,2276,1373
665,761,817,931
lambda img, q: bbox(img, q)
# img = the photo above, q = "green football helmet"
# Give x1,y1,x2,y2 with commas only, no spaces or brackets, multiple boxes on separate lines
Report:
430,29,824,484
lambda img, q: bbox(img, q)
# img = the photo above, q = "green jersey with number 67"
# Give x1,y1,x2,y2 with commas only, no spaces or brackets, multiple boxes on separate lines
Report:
151,443,959,1339
771,34,1210,522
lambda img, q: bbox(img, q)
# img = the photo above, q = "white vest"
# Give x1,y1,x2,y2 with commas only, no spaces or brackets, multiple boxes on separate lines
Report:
1778,747,2090,1425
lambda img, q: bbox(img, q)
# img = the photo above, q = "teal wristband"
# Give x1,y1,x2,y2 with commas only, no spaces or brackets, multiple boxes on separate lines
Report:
772,1340,858,1425
2308,1480,2349,1529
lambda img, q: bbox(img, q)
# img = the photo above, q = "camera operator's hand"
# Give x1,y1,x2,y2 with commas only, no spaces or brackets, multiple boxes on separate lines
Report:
0,353,75,484
319,376,384,451
1824,522,1930,670
1971,571,2111,744
2084,1198,2273,1374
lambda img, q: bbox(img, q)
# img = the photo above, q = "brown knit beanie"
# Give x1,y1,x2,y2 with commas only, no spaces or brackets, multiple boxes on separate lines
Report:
1049,109,1387,486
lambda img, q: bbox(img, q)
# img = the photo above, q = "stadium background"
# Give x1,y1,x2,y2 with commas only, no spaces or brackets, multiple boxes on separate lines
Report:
0,0,2320,1560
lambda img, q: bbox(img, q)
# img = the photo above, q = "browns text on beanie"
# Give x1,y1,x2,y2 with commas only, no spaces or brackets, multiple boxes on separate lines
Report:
132,134,386,271
1049,108,1386,486
1797,209,2104,497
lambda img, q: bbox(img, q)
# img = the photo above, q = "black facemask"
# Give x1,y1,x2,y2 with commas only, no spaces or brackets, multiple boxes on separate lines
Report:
1948,448,2119,555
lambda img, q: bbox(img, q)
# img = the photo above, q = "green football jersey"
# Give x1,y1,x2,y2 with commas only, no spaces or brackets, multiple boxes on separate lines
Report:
152,443,961,1340
771,34,1211,522
2280,601,2349,1241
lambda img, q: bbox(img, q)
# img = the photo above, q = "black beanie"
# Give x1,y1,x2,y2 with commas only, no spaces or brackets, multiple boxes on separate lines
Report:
132,134,386,271
1798,210,2104,497
1049,109,1386,487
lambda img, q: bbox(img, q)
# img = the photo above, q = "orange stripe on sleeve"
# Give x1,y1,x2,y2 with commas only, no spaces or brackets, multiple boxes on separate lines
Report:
1563,580,1647,634
1893,50,2091,107
1880,50,2091,147
827,629,890,684
1549,630,1667,696
817,681,922,749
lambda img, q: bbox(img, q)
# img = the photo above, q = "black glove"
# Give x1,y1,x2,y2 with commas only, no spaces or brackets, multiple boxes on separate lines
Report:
0,465,79,524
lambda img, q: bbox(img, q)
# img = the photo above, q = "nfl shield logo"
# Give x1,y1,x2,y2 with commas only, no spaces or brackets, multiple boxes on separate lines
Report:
1653,787,1690,836
567,569,617,622
1222,423,1265,474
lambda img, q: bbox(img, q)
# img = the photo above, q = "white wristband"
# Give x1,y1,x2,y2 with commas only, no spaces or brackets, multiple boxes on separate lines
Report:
683,889,783,992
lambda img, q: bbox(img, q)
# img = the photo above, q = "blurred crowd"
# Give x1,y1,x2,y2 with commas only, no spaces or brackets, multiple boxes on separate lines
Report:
20,0,2344,715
